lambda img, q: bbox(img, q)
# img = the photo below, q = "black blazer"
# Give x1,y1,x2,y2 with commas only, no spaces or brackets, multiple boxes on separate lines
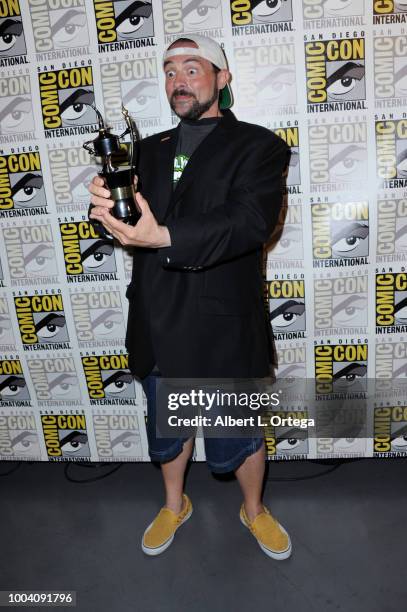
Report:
125,110,289,379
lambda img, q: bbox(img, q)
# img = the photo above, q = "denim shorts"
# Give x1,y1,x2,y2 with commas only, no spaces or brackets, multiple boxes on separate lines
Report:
141,373,264,474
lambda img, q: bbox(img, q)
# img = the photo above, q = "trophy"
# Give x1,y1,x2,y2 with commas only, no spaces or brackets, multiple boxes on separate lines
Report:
84,105,141,232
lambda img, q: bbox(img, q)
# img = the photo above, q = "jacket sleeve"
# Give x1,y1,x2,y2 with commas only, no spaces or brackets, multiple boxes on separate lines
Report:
157,136,289,270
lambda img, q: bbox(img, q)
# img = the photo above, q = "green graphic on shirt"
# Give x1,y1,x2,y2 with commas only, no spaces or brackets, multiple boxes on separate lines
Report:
173,154,189,183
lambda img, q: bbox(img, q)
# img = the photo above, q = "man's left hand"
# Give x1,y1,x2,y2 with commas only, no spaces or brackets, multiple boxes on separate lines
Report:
90,191,171,248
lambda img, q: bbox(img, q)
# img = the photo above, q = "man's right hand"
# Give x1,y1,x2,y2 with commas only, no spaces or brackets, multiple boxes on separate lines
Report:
88,176,114,211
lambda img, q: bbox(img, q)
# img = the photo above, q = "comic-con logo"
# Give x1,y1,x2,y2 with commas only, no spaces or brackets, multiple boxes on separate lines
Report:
311,200,369,268
59,220,118,283
0,0,27,66
303,0,365,25
70,288,125,347
276,344,306,380
48,143,94,214
374,35,407,105
314,343,368,395
162,0,223,42
27,355,81,405
0,150,47,218
314,273,368,336
0,357,30,404
100,56,160,127
308,120,367,191
93,411,143,460
41,412,90,461
230,0,293,34
28,0,90,59
0,71,34,140
0,411,40,460
235,40,296,115
304,35,366,112
81,353,136,405
376,340,407,389
0,295,15,350
274,125,300,190
263,409,310,459
316,401,367,457
3,222,58,285
93,0,154,51
376,272,407,332
267,278,306,339
374,406,407,456
14,292,70,351
373,0,407,23
377,196,407,262
38,64,97,138
267,204,304,270
375,118,407,189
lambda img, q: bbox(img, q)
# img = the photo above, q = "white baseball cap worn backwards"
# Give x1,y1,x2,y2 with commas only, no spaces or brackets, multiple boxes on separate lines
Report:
163,34,233,110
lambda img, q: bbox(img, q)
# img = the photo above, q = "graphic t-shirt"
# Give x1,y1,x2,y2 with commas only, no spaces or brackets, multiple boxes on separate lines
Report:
173,116,220,185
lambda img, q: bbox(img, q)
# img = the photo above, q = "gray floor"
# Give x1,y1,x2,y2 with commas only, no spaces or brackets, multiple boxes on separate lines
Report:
1,457,406,612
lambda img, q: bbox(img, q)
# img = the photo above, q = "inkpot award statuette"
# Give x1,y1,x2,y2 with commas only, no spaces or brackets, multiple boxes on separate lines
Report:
84,105,141,235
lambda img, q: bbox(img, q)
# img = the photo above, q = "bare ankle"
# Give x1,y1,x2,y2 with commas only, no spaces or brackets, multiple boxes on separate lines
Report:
244,501,263,522
165,495,184,514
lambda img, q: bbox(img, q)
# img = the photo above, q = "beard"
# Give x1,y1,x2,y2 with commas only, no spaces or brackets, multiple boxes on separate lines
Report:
170,83,219,120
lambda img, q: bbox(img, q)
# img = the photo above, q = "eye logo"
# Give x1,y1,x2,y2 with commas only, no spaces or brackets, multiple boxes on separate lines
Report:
70,290,125,346
41,414,90,460
315,344,368,395
305,38,366,111
376,273,407,329
267,279,306,337
0,77,34,137
311,201,369,266
14,294,70,350
374,36,407,101
308,122,367,189
231,0,293,27
0,0,26,61
374,406,407,456
81,354,136,404
38,66,97,136
3,223,58,282
0,152,47,214
314,275,368,333
60,221,117,281
376,119,407,188
100,57,160,124
93,413,143,459
0,358,30,403
93,0,154,49
29,2,90,55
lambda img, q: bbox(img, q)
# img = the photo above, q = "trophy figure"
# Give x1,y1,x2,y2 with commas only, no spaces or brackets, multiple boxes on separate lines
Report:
84,105,140,232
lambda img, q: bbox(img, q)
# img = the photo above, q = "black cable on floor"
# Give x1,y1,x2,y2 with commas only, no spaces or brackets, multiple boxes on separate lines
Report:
0,462,22,476
64,461,123,483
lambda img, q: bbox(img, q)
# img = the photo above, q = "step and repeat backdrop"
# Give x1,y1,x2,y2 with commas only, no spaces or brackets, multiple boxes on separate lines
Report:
0,0,407,463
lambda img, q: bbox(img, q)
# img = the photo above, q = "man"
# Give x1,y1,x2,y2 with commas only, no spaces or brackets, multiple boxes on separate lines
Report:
88,34,291,560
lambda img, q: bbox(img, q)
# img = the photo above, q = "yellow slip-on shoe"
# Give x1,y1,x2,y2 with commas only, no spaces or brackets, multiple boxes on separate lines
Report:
142,494,193,556
240,503,292,560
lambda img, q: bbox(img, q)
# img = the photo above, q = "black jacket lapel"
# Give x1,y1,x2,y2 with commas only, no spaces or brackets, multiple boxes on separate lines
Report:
153,126,179,223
